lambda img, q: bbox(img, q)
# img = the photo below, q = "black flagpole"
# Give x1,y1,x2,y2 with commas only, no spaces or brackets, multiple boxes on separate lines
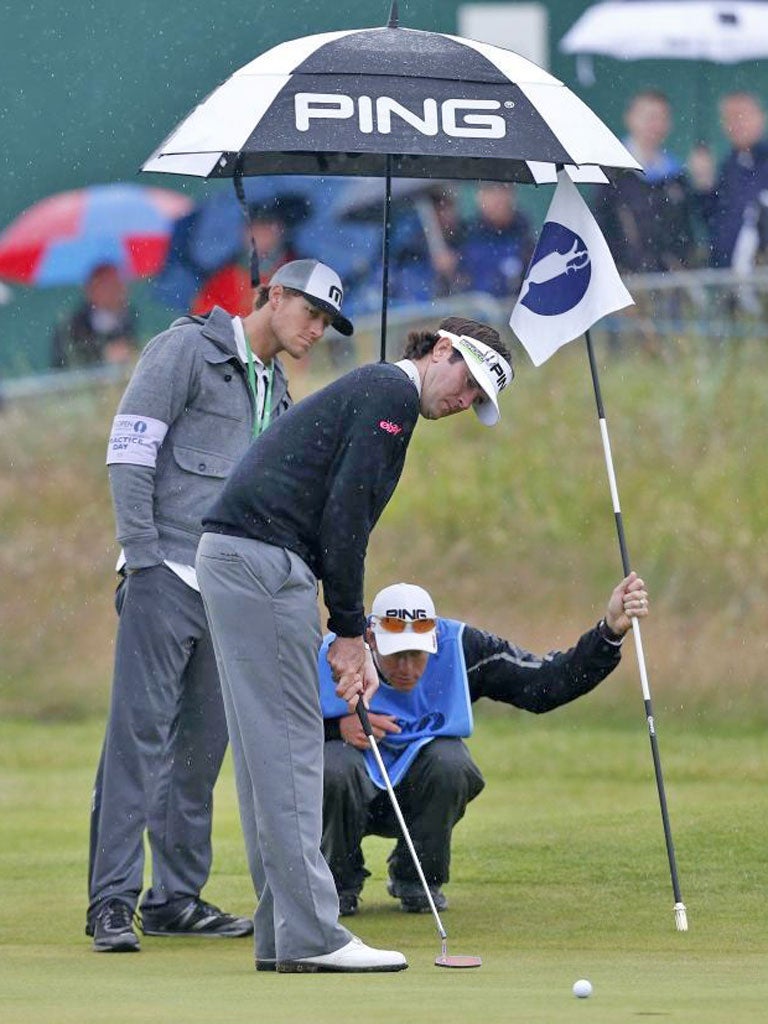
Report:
584,327,688,932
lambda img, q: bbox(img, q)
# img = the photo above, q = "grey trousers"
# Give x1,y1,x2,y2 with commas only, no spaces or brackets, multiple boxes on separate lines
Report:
322,737,485,895
196,532,350,963
88,565,229,916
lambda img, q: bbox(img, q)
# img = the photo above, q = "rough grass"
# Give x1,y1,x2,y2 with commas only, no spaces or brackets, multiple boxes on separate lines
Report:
1,714,766,1023
1,338,766,722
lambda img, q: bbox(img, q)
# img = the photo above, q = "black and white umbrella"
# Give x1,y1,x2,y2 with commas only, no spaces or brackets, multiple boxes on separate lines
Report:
143,2,639,357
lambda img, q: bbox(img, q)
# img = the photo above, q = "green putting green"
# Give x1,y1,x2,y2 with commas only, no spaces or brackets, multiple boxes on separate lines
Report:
1,714,765,1023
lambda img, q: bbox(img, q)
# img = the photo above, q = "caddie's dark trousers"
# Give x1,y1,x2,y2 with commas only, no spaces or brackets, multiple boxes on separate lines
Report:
322,737,485,895
88,565,229,918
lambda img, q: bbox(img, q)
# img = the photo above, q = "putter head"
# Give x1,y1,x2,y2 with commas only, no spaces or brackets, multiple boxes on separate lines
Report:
435,954,482,969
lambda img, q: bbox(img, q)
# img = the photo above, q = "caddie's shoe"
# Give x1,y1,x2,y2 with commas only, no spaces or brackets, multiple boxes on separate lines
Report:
255,959,277,972
141,898,253,938
276,936,407,973
337,890,360,917
387,878,448,914
90,899,140,952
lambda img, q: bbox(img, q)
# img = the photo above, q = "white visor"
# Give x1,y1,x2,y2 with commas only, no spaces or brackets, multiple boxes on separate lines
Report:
439,330,513,426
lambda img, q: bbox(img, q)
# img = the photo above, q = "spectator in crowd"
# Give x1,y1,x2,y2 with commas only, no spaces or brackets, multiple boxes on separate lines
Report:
593,90,695,273
689,91,768,269
458,183,534,298
318,574,649,916
192,197,305,318
51,263,139,369
383,185,465,305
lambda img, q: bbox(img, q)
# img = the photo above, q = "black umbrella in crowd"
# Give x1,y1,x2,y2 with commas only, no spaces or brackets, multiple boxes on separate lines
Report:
142,2,638,359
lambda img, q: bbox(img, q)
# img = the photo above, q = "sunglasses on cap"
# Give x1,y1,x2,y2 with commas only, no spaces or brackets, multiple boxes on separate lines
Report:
372,615,437,635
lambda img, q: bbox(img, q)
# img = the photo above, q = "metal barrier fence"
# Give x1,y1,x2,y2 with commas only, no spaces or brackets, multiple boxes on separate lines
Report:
3,268,766,405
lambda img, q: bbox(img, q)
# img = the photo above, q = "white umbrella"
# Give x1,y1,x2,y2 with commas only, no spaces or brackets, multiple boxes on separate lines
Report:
561,0,768,63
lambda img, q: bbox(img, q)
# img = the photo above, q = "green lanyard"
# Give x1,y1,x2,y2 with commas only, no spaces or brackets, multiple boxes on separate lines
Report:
246,346,274,439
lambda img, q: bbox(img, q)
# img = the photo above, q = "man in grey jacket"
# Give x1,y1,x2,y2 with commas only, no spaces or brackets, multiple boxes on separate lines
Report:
87,259,353,952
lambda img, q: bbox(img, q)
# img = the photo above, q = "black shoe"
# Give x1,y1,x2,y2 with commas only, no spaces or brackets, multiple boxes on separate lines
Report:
387,878,447,914
141,898,253,937
338,891,359,917
90,899,140,952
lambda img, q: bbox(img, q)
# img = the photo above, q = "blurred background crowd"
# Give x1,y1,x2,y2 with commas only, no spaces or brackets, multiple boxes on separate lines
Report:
4,1,768,384
5,85,768,379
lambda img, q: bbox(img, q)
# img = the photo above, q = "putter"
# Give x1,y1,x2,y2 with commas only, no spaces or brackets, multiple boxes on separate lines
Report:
356,701,482,969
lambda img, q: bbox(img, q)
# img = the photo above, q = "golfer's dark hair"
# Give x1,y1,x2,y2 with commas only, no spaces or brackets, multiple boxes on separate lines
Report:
401,316,512,368
253,284,303,310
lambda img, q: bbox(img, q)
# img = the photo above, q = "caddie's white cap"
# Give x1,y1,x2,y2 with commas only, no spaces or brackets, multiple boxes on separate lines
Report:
438,330,514,426
269,258,353,336
370,583,438,656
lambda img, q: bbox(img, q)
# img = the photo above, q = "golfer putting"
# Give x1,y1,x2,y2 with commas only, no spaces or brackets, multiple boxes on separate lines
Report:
195,316,513,973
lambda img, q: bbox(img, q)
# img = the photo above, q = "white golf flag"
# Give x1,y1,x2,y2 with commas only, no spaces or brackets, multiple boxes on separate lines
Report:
509,171,633,366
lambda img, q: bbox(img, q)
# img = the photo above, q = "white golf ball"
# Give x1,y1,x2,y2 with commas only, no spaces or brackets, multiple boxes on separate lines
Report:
573,979,593,999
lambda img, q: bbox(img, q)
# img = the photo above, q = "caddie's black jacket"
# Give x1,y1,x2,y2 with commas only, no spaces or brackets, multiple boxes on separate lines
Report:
204,363,420,637
324,621,623,740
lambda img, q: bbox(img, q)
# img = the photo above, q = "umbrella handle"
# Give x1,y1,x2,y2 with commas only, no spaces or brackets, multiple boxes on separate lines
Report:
233,161,260,287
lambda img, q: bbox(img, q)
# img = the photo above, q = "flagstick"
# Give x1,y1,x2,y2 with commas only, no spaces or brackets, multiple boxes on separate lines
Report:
584,328,688,933
379,153,393,363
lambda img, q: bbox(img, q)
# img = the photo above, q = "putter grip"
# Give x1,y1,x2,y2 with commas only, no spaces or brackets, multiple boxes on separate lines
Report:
356,700,373,737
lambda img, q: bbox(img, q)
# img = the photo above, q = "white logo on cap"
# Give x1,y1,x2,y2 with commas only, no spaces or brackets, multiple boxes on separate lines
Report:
385,607,429,620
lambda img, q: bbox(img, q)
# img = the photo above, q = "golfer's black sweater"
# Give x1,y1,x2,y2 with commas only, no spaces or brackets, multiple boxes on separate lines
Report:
204,363,420,637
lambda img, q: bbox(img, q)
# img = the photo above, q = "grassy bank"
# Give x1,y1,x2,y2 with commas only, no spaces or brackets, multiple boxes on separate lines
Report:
1,714,766,1023
1,338,766,722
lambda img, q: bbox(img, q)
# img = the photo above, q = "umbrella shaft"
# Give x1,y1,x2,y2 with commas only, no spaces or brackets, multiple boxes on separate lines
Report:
379,156,392,363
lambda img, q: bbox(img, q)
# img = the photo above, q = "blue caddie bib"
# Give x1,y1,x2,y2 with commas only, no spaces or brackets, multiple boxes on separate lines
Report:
318,618,473,788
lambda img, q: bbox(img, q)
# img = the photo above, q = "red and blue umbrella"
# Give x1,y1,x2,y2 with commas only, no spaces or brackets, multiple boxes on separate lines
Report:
0,183,193,287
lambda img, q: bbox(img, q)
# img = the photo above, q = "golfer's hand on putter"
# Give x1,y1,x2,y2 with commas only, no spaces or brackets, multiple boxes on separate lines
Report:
327,636,381,711
606,571,650,636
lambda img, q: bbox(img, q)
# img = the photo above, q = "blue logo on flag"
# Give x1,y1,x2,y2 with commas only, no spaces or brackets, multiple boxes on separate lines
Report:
519,223,591,316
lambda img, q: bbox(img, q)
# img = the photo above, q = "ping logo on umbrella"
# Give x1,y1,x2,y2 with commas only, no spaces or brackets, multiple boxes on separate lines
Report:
518,223,591,316
294,93,506,139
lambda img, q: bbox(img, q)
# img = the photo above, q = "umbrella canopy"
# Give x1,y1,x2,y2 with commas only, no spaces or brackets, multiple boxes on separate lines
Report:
561,0,768,63
143,22,639,183
0,183,192,287
142,5,639,357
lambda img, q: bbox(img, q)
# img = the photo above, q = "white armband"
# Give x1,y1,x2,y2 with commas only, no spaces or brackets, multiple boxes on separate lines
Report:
106,414,169,468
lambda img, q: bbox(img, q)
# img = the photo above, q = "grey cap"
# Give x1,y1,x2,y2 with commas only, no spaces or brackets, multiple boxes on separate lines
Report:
269,259,353,336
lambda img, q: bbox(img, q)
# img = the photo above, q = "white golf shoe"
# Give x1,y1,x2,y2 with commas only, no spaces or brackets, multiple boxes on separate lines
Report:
276,935,407,973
